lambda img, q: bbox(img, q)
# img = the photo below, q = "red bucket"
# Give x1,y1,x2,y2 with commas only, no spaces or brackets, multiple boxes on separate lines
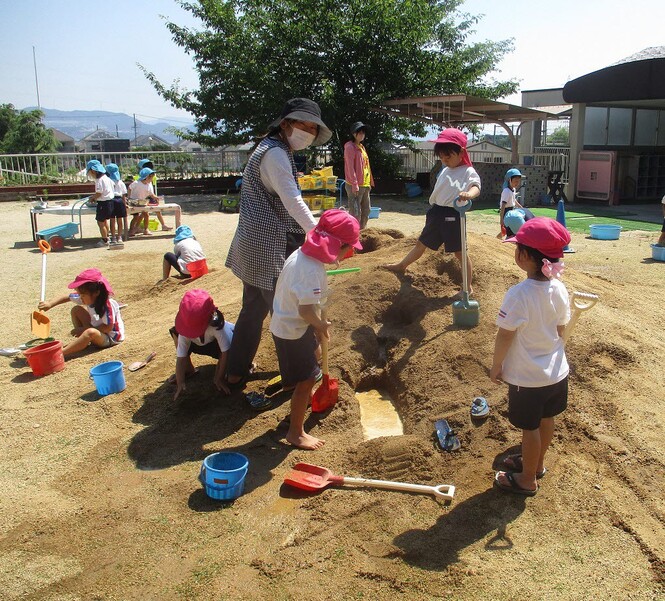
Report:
187,259,209,279
23,340,65,377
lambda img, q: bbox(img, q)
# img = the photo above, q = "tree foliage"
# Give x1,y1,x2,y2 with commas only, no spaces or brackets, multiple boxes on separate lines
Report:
0,104,58,154
143,0,517,173
546,126,569,146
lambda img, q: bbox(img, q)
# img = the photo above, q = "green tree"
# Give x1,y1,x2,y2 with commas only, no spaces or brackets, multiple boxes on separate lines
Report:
142,0,516,176
0,104,58,153
546,126,569,146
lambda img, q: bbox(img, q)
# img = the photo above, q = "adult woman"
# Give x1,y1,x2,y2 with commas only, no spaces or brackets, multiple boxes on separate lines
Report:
225,98,332,386
344,121,374,229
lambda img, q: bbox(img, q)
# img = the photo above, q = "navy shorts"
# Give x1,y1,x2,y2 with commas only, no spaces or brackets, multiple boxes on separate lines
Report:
95,200,114,222
272,326,321,388
508,376,568,430
112,197,127,218
418,205,462,253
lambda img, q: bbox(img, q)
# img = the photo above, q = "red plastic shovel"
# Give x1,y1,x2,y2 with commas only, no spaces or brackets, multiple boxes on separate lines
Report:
311,309,337,413
284,463,455,501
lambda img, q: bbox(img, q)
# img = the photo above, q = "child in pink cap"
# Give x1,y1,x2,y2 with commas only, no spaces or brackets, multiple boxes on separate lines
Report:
270,209,362,450
490,217,572,496
169,289,235,401
386,128,480,298
38,268,125,357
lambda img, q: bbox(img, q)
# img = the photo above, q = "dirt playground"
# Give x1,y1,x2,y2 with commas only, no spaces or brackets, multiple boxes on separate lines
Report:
0,196,663,600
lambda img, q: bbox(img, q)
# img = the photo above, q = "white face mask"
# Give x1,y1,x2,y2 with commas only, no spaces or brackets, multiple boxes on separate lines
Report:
287,126,316,150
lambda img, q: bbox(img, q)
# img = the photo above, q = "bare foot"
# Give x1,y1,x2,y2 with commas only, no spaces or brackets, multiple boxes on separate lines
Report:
162,225,173,231
384,263,406,273
143,230,153,236
286,432,325,450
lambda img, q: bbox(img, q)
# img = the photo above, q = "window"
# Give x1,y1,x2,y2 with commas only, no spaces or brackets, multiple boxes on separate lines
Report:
607,108,632,145
635,109,658,146
584,107,607,145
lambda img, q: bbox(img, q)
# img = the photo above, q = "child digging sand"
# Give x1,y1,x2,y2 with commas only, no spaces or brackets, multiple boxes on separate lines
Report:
169,289,234,401
38,269,124,357
270,209,362,450
490,217,572,496
386,128,480,298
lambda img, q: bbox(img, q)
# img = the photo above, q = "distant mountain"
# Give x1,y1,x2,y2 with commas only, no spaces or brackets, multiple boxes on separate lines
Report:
23,107,194,144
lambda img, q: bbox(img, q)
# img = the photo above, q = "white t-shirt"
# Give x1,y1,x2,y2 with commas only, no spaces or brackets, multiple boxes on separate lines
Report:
429,165,481,207
176,321,234,358
174,238,206,274
113,180,127,197
261,147,317,232
496,278,570,387
500,187,517,209
70,293,125,343
95,175,115,201
128,180,155,200
270,249,327,340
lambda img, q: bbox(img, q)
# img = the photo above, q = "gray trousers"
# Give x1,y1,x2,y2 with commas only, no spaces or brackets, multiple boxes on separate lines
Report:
345,184,371,229
226,282,275,378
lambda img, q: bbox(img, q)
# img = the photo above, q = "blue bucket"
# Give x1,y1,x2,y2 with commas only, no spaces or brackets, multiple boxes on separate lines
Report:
199,452,249,501
589,224,621,240
369,206,381,219
89,360,126,395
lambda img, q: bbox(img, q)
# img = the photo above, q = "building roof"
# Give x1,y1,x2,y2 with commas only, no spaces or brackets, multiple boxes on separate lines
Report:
79,129,117,141
563,47,665,106
133,134,172,147
49,128,74,142
372,94,559,127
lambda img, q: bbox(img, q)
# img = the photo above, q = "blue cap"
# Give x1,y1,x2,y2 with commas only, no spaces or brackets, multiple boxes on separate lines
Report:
138,158,153,170
174,225,194,243
105,163,121,182
139,167,156,180
503,168,523,189
86,160,106,174
504,208,527,233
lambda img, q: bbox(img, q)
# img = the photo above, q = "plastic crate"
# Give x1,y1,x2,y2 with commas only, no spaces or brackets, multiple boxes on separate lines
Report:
310,196,324,210
312,177,324,189
298,176,314,190
311,166,334,178
324,176,338,191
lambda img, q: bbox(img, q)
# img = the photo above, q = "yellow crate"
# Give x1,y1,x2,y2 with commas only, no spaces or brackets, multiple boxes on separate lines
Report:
311,176,324,189
311,166,334,178
322,196,336,209
298,176,315,190
324,176,338,191
310,196,323,210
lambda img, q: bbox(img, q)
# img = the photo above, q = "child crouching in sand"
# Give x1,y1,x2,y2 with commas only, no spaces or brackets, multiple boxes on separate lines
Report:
38,269,124,357
270,209,362,450
169,289,234,401
490,218,571,496
162,225,206,280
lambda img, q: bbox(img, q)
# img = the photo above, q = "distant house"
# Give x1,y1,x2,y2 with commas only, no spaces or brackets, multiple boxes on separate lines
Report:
78,129,130,153
132,134,172,150
467,140,512,163
50,128,75,153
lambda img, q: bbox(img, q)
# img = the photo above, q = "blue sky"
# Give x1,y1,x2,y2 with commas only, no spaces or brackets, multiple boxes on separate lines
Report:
1,0,664,121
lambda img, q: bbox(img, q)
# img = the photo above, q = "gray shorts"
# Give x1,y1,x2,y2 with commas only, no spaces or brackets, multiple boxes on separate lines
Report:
272,326,321,388
419,205,462,253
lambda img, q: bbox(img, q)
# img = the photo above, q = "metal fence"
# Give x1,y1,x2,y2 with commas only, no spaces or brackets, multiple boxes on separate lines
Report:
0,150,249,185
0,146,571,186
392,146,571,181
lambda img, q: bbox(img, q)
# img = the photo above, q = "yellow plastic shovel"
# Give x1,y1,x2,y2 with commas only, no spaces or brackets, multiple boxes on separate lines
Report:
31,240,51,338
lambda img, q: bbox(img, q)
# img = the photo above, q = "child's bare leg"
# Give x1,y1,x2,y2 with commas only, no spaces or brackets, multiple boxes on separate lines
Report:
385,241,427,272
142,212,151,234
157,211,172,230
71,305,91,330
163,258,172,280
453,250,473,295
109,218,116,238
537,417,555,474
286,378,325,450
97,220,109,240
505,427,539,492
62,327,107,357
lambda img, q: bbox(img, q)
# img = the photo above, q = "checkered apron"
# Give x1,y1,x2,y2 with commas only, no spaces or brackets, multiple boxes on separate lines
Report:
225,137,303,291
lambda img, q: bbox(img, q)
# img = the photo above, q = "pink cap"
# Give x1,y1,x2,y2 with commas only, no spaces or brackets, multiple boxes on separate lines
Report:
301,209,363,264
67,268,114,295
504,217,571,259
175,289,216,338
430,128,472,166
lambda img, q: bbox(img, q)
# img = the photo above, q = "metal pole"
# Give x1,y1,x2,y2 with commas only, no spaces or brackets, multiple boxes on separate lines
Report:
32,46,41,109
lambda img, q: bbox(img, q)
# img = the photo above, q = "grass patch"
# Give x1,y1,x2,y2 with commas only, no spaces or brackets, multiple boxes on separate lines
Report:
472,207,660,233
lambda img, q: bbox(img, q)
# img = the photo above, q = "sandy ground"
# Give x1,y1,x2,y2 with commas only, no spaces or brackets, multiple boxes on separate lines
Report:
0,195,663,600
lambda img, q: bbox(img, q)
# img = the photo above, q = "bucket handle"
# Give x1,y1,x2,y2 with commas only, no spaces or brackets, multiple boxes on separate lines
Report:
453,197,472,214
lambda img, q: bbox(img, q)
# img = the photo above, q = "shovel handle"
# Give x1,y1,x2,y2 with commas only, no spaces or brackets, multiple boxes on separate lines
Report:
339,477,455,501
563,292,599,343
320,307,329,376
